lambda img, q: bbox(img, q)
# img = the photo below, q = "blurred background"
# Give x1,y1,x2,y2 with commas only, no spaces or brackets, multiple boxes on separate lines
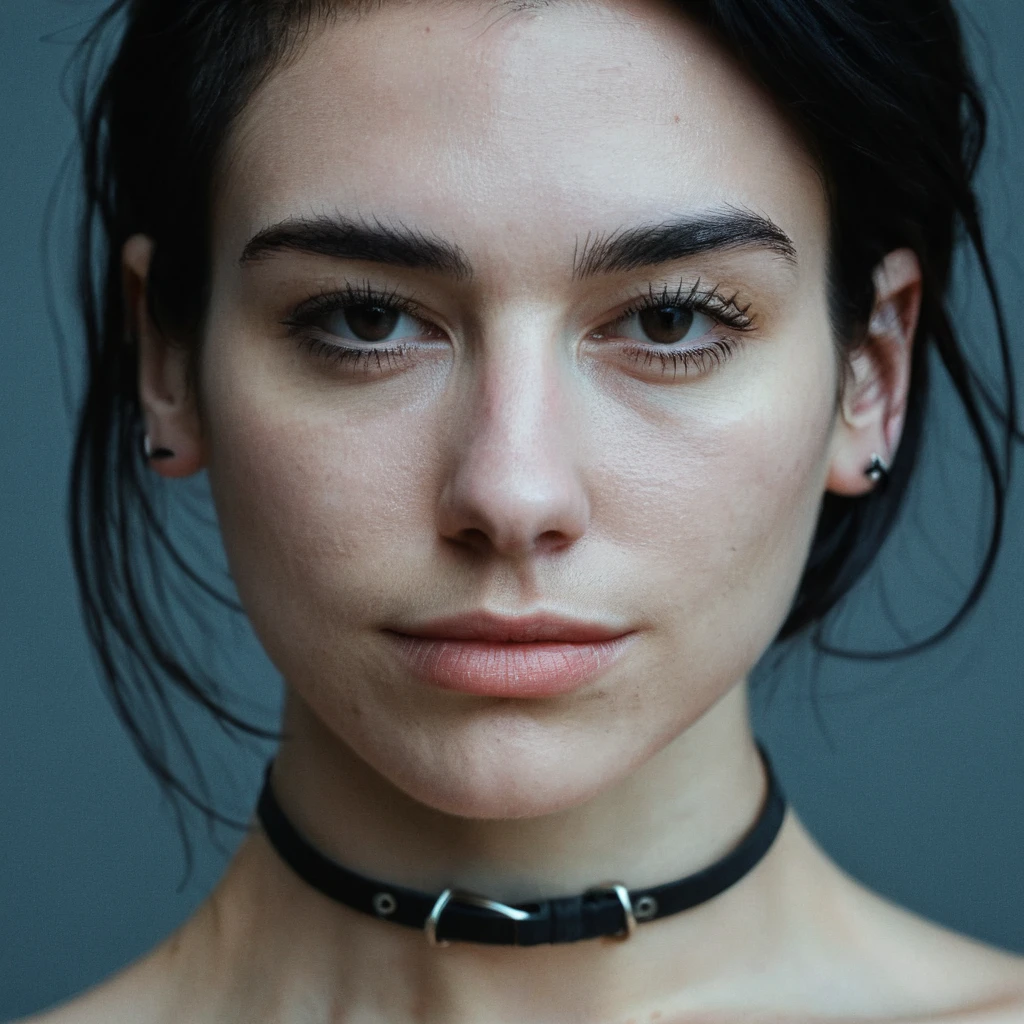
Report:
1,1,1022,1018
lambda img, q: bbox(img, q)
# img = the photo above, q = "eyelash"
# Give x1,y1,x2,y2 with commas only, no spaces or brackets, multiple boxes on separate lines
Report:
281,278,754,378
609,279,752,378
282,282,423,374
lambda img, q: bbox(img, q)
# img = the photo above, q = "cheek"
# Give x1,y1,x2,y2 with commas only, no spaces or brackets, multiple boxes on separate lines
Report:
202,313,836,707
200,339,438,675
591,335,837,664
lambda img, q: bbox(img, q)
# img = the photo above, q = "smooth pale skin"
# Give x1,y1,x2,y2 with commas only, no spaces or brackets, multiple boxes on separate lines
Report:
29,1,1024,1022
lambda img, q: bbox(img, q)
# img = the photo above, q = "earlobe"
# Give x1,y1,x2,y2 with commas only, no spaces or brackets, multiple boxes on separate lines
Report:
825,247,922,498
122,233,206,477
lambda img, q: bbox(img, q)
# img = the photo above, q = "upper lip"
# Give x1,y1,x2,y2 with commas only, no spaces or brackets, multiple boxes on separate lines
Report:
392,611,632,643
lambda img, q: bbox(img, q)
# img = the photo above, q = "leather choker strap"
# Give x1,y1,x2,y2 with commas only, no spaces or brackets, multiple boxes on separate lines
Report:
255,743,786,947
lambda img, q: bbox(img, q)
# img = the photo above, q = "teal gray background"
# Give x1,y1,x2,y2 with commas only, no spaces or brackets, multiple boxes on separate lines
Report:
1,1,1022,1018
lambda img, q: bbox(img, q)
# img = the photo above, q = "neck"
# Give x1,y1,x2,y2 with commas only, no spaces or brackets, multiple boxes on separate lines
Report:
177,683,830,1024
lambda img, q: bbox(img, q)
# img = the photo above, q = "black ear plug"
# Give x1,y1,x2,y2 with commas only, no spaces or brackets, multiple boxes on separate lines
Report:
864,453,890,487
142,434,176,461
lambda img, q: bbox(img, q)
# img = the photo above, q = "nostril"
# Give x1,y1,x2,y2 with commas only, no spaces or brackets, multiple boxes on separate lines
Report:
436,459,590,558
536,529,572,553
446,525,570,558
451,526,491,553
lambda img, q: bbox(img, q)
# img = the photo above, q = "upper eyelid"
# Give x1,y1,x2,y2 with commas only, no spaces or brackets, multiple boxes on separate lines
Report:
285,282,423,320
614,282,755,329
283,280,758,335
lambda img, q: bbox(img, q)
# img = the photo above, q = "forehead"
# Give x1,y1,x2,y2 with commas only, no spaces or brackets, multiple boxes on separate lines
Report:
218,0,826,273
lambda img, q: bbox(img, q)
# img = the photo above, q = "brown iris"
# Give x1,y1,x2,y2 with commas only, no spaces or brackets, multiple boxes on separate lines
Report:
344,304,399,342
639,306,695,344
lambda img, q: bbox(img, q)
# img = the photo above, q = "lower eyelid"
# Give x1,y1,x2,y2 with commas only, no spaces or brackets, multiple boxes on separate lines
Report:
619,338,737,376
297,334,415,370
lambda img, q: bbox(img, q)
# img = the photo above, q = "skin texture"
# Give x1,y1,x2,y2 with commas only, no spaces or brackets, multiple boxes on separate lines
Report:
27,1,1024,1021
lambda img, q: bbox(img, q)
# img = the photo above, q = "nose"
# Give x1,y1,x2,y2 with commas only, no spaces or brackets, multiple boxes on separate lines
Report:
436,342,590,559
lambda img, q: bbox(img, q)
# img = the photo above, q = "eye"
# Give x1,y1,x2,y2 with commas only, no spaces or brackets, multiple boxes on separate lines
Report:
615,305,717,346
318,303,425,344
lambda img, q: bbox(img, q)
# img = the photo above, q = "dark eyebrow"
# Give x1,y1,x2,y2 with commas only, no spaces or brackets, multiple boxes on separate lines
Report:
238,207,796,281
239,213,473,280
571,208,797,280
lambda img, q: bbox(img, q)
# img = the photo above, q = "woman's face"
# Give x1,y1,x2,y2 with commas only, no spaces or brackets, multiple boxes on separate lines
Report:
197,0,842,818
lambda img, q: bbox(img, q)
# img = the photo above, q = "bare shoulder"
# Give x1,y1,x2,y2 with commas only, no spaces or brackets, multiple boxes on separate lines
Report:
12,935,183,1024
828,870,1024,1022
773,814,1024,1023
16,984,159,1024
934,949,1024,1023
12,894,233,1024
14,975,170,1024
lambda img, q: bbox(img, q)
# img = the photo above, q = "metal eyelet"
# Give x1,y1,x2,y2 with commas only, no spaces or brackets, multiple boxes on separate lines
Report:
373,891,397,916
633,894,658,921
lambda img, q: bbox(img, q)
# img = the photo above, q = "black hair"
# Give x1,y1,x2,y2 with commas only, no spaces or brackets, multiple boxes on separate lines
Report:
62,0,1018,860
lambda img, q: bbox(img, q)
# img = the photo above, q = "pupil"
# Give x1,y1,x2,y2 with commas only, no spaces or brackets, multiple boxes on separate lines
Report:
345,304,398,342
639,306,693,345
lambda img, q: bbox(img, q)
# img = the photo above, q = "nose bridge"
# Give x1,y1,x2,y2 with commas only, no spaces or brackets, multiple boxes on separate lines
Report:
479,338,563,471
438,330,589,557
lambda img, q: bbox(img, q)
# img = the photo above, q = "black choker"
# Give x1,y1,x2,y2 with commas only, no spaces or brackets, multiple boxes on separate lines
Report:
255,744,786,947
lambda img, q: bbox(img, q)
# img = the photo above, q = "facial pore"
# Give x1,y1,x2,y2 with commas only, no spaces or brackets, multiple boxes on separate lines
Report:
199,0,837,819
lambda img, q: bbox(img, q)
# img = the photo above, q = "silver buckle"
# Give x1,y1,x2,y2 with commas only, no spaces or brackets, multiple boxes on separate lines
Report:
585,881,637,940
424,887,533,947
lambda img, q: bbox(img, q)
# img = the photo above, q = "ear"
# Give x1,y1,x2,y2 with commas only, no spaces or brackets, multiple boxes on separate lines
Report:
825,248,922,497
123,234,206,477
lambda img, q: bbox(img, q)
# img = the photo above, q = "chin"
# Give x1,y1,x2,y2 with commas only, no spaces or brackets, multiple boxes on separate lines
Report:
361,710,657,821
395,764,614,821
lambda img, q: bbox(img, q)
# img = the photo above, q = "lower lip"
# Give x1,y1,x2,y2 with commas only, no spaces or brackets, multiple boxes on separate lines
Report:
386,633,638,698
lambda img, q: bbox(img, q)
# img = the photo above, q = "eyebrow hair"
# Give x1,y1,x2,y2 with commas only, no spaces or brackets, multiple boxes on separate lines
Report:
238,207,797,280
239,214,474,280
571,209,797,280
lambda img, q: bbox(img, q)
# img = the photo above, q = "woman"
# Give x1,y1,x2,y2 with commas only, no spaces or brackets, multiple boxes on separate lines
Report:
28,0,1024,1020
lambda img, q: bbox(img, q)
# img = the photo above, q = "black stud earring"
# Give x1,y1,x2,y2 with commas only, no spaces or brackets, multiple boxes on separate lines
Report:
864,453,890,486
143,433,176,462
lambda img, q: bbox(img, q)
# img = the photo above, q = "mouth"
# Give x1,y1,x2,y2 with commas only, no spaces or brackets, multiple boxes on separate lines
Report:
393,610,631,643
383,611,637,698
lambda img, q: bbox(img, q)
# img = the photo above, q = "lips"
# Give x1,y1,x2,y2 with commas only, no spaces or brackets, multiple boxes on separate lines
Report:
384,611,637,698
394,610,629,643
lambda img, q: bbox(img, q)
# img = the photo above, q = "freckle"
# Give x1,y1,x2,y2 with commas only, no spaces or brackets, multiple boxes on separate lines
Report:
424,24,430,32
